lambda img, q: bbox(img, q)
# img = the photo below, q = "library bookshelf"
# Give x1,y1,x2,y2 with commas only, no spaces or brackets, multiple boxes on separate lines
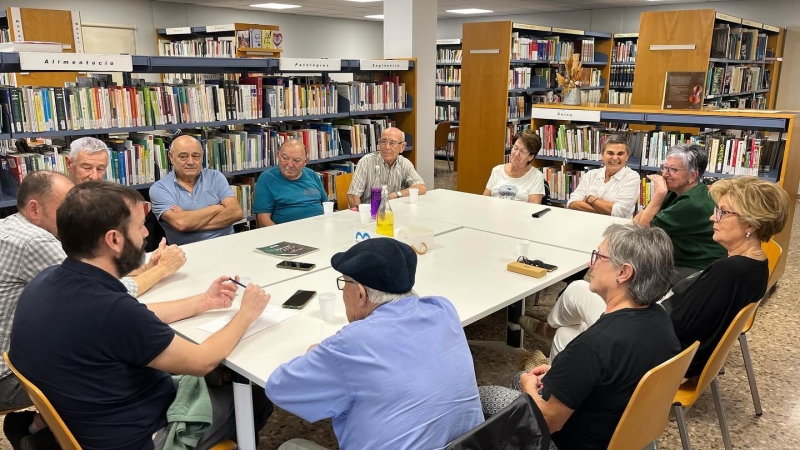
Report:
608,33,638,106
456,20,612,194
435,39,461,164
529,103,798,287
0,55,418,220
156,23,283,59
633,10,784,110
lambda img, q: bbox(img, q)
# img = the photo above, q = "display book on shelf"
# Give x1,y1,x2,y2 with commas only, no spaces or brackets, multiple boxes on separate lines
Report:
632,9,785,111
456,21,613,194
608,33,637,106
0,55,418,215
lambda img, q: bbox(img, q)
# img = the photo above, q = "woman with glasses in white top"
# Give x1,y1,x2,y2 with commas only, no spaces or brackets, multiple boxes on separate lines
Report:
566,134,641,218
483,130,545,203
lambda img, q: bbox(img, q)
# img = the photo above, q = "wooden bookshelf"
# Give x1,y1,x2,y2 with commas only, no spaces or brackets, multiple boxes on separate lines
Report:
456,21,612,194
608,33,638,105
436,38,461,164
530,103,798,287
156,23,282,58
632,10,784,110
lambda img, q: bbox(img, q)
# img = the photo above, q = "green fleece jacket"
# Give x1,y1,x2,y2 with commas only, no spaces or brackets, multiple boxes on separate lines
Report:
164,375,213,450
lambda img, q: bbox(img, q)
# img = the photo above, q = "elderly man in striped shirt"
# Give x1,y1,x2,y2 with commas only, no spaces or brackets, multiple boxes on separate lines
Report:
347,127,427,208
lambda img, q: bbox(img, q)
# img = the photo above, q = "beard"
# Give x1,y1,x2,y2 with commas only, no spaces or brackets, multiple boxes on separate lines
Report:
113,231,147,277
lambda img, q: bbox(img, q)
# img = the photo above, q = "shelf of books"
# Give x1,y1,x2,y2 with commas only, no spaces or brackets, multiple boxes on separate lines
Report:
530,103,798,285
0,55,418,216
609,33,637,105
457,21,612,193
435,39,461,162
633,9,784,111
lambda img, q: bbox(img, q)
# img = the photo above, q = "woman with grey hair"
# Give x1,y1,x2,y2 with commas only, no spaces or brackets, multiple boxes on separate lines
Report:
480,224,680,450
633,143,725,282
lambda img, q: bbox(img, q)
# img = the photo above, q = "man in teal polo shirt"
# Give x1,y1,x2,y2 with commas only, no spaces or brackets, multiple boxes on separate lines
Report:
254,139,327,227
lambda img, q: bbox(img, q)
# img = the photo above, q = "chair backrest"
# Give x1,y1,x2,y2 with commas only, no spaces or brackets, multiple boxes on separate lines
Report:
3,352,81,450
679,301,760,408
434,121,452,149
607,342,700,450
743,239,782,333
334,172,354,211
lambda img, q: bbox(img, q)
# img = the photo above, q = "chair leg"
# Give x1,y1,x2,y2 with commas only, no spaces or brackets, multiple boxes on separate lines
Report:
711,378,733,450
533,292,540,306
739,333,763,416
446,150,452,172
674,404,692,450
649,440,660,450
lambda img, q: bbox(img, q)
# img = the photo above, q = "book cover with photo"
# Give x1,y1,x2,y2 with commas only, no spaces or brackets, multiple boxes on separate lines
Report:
237,30,250,48
255,241,319,260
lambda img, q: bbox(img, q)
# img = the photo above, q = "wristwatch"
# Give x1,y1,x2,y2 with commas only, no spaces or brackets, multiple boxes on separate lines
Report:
396,191,403,198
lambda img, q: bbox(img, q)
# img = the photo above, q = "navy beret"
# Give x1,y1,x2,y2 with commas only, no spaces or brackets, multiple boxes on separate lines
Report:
331,238,417,294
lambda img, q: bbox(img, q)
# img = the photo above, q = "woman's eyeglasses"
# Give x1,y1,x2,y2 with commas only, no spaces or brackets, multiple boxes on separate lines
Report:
713,206,739,222
590,250,610,266
659,164,683,175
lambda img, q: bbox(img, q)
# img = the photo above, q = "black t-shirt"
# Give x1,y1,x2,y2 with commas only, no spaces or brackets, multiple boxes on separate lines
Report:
542,305,680,450
9,258,176,450
662,256,767,378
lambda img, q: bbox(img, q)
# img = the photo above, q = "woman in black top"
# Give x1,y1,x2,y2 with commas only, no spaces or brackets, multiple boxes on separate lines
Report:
663,176,789,378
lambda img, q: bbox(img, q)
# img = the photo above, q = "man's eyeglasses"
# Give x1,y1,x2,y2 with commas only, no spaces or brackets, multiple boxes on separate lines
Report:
336,276,358,290
175,153,203,162
590,250,611,267
379,138,404,147
659,164,683,175
713,206,739,222
510,145,531,156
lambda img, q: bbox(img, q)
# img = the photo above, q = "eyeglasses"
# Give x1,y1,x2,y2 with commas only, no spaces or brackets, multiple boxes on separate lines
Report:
713,206,739,222
659,164,684,175
336,276,358,290
510,145,531,156
175,153,203,162
590,250,611,267
379,138,404,147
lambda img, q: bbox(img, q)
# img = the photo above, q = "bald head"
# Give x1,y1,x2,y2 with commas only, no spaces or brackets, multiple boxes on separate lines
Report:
378,127,406,166
278,139,308,181
169,136,204,180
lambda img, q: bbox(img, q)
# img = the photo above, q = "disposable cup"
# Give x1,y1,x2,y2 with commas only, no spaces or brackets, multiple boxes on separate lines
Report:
516,240,530,259
358,204,371,224
408,188,419,204
323,201,334,216
319,292,337,322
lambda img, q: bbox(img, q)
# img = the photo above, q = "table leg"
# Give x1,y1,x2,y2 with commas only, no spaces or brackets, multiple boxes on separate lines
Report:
232,372,256,450
506,299,525,348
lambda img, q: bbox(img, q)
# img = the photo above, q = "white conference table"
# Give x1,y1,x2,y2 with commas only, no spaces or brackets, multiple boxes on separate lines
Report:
389,189,629,253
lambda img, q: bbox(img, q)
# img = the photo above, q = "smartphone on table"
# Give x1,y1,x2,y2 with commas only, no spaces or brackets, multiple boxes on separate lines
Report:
282,290,317,309
276,261,316,271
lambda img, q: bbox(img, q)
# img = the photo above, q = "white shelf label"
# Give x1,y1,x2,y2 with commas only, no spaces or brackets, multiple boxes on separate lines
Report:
763,24,780,33
19,53,133,72
166,27,192,35
279,58,342,71
614,33,638,38
437,39,461,45
360,59,409,71
552,27,584,35
206,24,235,33
715,13,742,24
513,23,551,32
531,108,601,123
650,44,696,51
742,19,762,28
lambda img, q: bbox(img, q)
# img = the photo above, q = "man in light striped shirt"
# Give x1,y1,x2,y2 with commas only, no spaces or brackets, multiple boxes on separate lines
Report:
347,127,427,208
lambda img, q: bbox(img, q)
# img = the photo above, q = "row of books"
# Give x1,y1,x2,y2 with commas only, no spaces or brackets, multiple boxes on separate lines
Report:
437,49,462,64
235,29,282,50
509,67,559,90
508,97,527,120
230,183,253,218
435,105,459,122
435,140,455,159
158,37,236,58
505,122,531,149
608,90,633,105
611,40,637,63
580,90,602,104
708,95,768,110
317,163,354,202
510,35,595,62
436,85,459,101
436,67,461,83
0,30,10,43
542,166,583,201
706,65,765,96
580,68,602,87
609,66,635,88
711,25,767,61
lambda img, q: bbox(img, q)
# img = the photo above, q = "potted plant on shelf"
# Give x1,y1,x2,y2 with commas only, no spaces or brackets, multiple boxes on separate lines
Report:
557,52,583,106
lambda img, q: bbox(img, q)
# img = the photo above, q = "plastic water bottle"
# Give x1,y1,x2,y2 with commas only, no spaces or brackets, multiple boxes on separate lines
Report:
370,165,381,220
376,185,394,237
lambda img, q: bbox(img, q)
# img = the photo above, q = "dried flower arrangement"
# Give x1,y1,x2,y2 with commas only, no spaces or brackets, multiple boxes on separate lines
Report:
556,52,583,94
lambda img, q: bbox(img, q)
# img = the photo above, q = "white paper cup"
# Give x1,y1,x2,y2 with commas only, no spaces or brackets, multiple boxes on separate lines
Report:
319,292,337,322
408,188,419,204
358,204,371,224
516,240,530,259
395,227,408,239
323,201,334,216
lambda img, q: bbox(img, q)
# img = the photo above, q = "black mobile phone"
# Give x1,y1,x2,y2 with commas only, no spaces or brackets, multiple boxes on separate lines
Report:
282,290,317,309
277,261,316,271
531,208,551,219
530,260,558,272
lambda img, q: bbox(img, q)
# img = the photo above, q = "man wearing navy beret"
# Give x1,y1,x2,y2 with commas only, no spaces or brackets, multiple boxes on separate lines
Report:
266,238,484,450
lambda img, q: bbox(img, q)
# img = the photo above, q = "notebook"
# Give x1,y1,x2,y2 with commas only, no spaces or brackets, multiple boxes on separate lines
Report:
254,241,319,260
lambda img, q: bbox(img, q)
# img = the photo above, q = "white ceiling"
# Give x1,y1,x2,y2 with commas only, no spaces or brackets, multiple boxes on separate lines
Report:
159,0,741,21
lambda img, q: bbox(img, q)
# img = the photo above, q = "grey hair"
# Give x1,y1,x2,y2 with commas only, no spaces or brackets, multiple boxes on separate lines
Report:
363,286,417,306
602,224,674,306
665,143,707,178
69,137,109,159
602,133,629,153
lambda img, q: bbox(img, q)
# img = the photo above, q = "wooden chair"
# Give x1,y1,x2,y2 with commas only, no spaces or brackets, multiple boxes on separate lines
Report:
434,121,453,173
334,172,354,211
607,342,699,450
3,352,237,450
672,302,760,450
737,239,782,416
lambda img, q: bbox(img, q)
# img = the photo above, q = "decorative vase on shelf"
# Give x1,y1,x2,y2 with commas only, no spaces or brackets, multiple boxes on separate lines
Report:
562,88,582,106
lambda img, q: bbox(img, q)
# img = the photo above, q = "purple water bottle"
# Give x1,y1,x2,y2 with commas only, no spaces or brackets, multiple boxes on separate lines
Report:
370,165,382,220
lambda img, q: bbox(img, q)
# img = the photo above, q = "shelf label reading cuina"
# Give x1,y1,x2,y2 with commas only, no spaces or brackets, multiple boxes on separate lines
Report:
279,58,342,71
742,19,762,28
715,12,742,24
205,24,235,32
360,60,409,71
531,108,601,123
436,39,461,45
166,27,192,35
552,27,585,35
18,53,133,72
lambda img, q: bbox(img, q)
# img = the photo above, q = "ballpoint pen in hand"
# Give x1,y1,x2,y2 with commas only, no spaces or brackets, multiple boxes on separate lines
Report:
228,277,248,289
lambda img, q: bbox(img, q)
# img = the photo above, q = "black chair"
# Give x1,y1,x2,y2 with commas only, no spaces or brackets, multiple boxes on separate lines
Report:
446,393,551,450
542,180,553,206
145,210,167,251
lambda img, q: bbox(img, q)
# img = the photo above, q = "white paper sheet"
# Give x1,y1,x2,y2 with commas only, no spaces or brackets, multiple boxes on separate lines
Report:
198,305,297,339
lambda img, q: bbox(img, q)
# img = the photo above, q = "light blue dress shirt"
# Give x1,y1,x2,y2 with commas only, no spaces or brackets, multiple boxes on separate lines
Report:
266,295,484,450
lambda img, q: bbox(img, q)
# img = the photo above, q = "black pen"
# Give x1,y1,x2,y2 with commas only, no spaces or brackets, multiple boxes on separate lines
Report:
228,277,248,288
